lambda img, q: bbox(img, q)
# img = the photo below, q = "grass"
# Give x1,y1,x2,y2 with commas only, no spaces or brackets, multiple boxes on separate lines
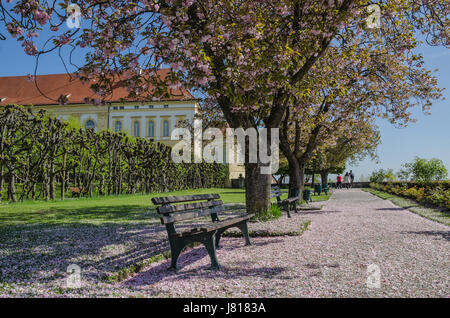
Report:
363,188,450,226
0,188,246,227
0,187,330,227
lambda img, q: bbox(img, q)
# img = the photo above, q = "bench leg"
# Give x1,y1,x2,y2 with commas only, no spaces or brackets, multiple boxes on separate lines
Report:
168,240,185,271
290,201,297,214
215,229,224,249
202,234,221,270
283,202,291,218
237,222,252,246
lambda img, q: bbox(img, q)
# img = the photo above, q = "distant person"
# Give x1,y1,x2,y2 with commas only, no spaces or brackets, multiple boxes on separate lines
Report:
349,170,355,188
336,175,342,189
343,172,350,189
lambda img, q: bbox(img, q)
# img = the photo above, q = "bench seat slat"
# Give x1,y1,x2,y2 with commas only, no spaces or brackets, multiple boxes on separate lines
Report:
161,205,225,224
152,194,220,205
157,200,223,214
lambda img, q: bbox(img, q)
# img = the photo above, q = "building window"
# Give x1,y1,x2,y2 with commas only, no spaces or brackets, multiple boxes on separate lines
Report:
114,121,122,132
164,104,169,108
135,105,139,109
133,121,140,137
148,105,154,109
119,106,124,110
163,120,169,137
113,106,118,110
148,121,155,137
85,120,95,130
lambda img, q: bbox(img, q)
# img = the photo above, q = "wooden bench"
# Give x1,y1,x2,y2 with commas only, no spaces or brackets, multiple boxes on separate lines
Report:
151,194,255,270
271,187,300,218
70,186,88,198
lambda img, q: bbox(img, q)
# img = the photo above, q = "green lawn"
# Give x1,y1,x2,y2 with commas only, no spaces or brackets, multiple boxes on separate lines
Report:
0,188,331,227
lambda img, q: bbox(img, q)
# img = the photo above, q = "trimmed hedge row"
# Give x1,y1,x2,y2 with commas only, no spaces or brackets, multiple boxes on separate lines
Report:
370,181,450,210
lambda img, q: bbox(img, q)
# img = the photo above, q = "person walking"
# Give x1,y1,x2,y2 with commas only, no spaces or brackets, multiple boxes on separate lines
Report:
336,175,342,189
343,172,350,189
349,170,355,188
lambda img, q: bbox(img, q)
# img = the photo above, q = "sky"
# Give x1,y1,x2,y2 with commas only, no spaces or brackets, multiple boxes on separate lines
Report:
0,26,449,181
347,45,450,181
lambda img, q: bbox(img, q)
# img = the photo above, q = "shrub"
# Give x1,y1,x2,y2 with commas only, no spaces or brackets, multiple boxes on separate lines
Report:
370,181,450,210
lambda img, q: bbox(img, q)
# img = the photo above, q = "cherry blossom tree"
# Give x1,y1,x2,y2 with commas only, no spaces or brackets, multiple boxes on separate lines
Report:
0,0,448,213
307,119,381,186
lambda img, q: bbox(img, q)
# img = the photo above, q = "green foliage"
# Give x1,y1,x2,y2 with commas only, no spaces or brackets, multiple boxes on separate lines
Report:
0,105,229,202
369,168,396,182
253,204,282,222
370,181,450,210
400,157,448,182
364,188,449,225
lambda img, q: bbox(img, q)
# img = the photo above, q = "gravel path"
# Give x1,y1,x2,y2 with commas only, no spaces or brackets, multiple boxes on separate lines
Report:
123,189,449,297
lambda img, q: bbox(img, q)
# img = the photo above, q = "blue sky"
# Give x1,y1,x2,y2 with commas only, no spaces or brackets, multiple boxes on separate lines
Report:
0,28,449,181
347,45,450,180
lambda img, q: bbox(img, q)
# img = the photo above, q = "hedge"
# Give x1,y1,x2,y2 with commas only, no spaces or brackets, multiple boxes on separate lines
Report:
370,181,450,210
0,105,229,202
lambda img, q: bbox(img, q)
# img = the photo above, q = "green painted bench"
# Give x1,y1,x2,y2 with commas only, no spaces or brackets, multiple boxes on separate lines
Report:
151,194,254,270
271,187,300,218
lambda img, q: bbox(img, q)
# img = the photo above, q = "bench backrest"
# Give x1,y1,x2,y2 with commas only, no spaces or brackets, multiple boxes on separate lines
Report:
271,187,283,201
151,194,224,227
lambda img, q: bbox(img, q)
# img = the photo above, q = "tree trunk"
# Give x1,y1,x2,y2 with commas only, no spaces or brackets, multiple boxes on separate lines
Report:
8,172,17,202
298,162,306,192
287,160,303,200
245,163,271,215
0,165,3,202
320,171,329,186
49,161,55,200
61,153,67,201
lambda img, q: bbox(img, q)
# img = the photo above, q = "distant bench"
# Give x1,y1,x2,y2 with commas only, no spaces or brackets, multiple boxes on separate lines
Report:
70,187,88,198
271,187,300,218
151,194,255,270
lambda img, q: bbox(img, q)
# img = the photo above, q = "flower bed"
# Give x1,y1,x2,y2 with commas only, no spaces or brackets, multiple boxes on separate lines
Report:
370,181,450,210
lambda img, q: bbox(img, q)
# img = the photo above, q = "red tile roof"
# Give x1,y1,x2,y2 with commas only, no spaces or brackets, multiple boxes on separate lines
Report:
0,69,195,106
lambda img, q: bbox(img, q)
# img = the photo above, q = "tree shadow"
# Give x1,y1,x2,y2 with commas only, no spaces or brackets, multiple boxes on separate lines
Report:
376,208,405,211
125,247,287,287
399,230,449,241
304,263,340,269
296,210,342,215
0,207,169,284
0,204,160,225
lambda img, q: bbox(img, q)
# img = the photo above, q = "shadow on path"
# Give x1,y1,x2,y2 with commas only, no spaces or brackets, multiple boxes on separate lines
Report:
399,230,449,241
124,238,287,286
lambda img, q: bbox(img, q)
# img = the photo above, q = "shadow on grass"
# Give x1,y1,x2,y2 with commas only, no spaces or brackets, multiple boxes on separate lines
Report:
0,204,160,226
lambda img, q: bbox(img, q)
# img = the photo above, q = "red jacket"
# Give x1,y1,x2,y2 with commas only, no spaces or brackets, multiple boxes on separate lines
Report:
337,176,342,182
